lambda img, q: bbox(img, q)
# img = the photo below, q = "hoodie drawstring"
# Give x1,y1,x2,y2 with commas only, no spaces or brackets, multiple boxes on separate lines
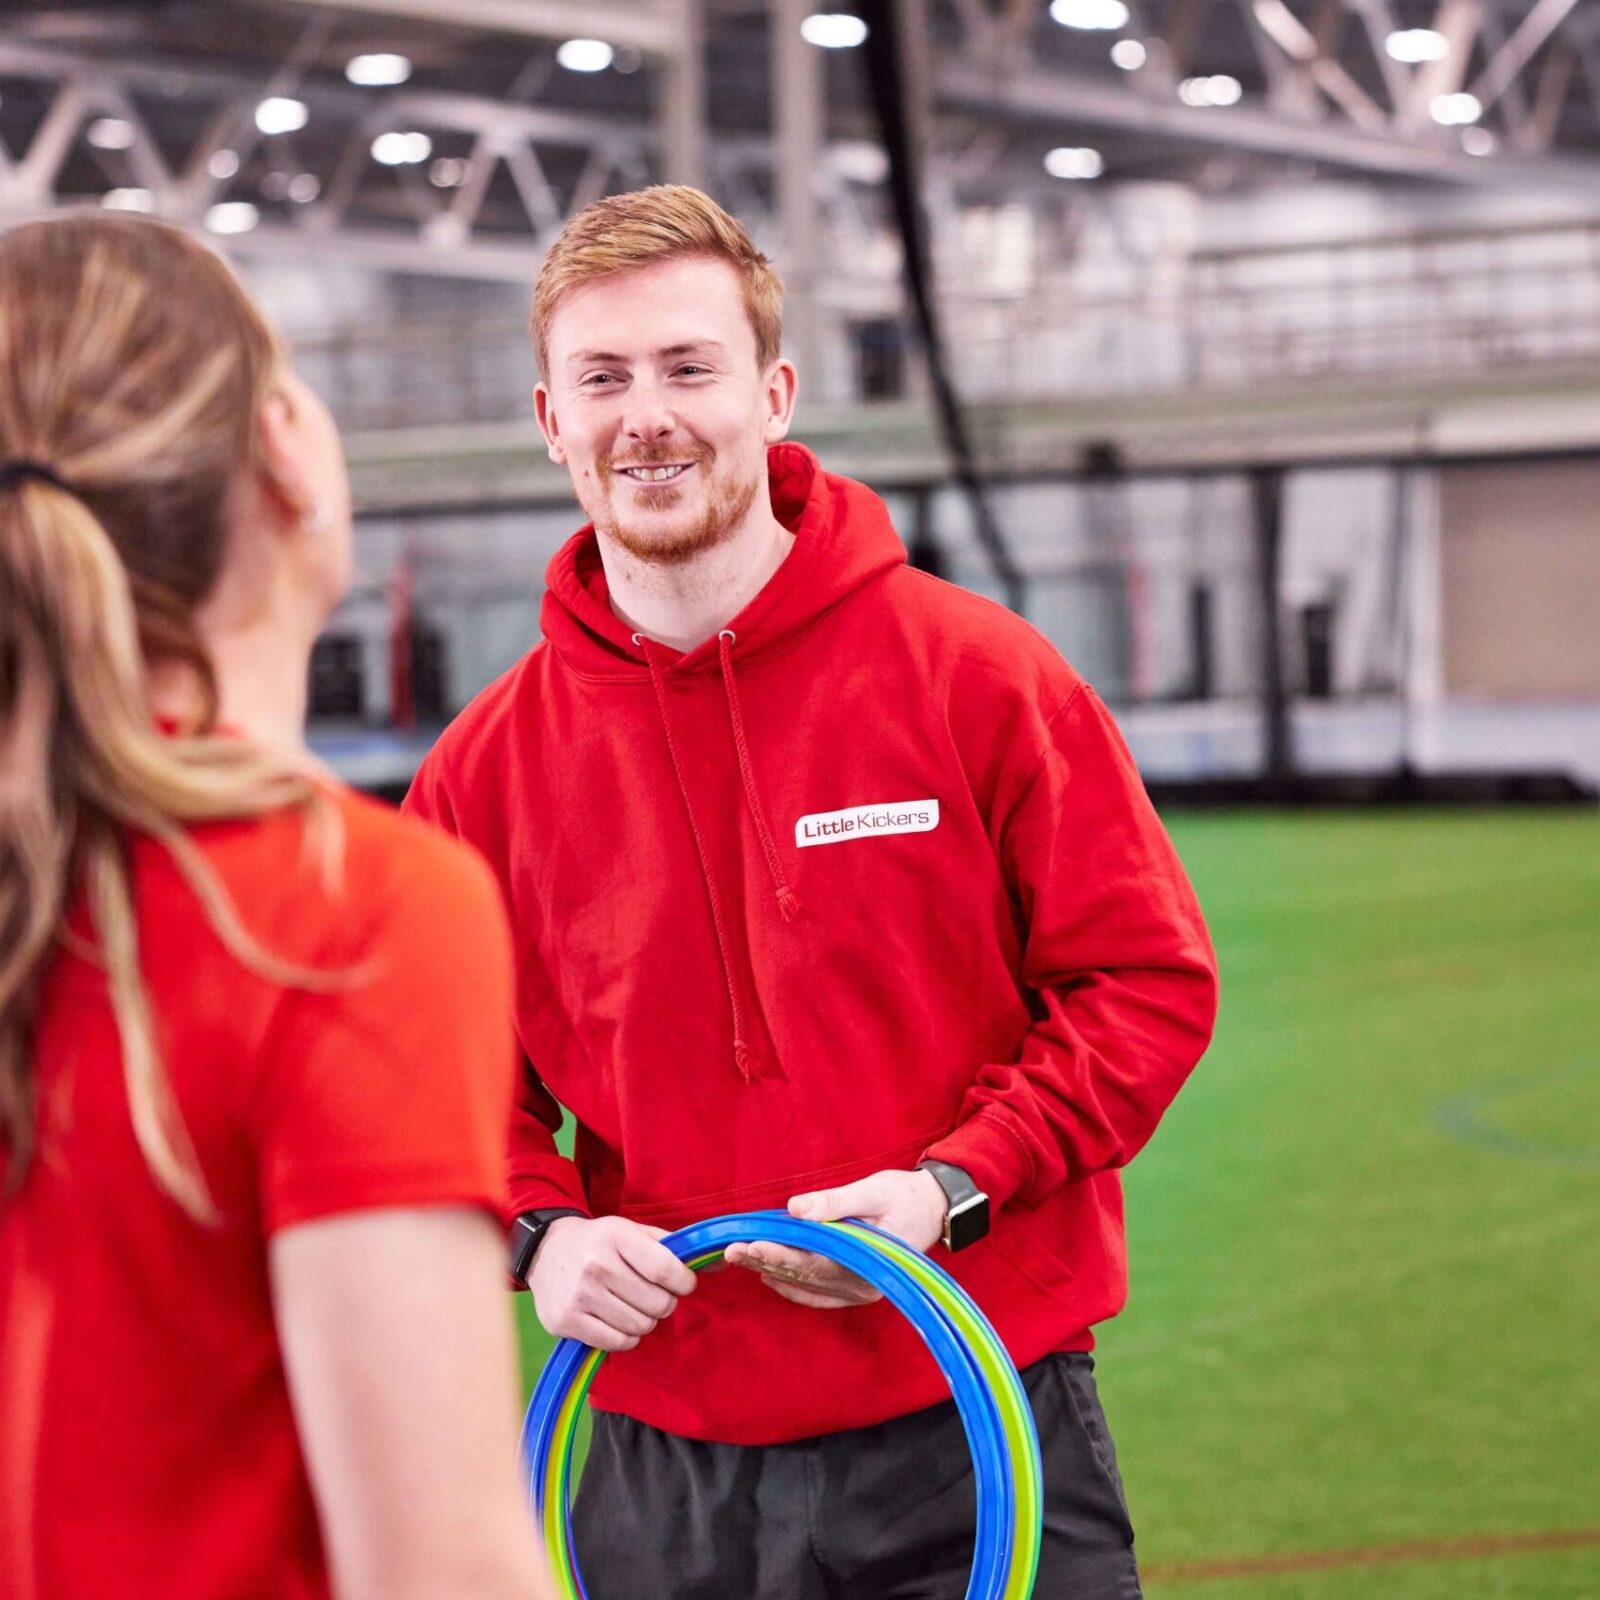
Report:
634,634,753,1082
717,630,802,923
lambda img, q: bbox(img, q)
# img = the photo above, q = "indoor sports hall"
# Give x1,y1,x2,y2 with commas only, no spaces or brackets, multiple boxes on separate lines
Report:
1,3,1595,1598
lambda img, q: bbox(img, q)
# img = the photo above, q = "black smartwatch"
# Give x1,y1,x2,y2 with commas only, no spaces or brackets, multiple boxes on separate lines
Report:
916,1159,990,1252
509,1208,585,1284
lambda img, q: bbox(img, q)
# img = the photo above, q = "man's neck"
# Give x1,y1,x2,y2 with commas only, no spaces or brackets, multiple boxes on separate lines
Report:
602,503,795,655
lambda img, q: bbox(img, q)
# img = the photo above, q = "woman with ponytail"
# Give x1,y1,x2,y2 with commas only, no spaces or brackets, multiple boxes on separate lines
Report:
0,217,553,1600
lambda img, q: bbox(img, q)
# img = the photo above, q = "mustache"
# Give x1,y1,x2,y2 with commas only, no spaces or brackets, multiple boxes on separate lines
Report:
602,444,709,472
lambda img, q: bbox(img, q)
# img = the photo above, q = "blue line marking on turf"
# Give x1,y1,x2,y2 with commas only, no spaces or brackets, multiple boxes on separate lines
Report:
1434,1058,1600,1170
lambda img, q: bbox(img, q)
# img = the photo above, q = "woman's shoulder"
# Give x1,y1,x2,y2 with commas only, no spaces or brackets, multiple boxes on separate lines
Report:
166,781,506,969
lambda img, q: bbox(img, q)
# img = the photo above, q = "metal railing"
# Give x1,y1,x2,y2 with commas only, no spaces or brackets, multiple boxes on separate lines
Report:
290,214,1600,430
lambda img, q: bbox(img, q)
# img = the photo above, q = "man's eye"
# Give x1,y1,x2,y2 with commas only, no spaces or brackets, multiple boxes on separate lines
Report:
584,373,619,387
675,365,708,377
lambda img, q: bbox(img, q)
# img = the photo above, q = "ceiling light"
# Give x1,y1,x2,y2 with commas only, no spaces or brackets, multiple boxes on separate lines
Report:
346,52,412,87
205,201,259,235
1386,28,1449,64
556,38,614,71
86,117,136,151
829,139,889,184
1461,127,1496,155
372,130,433,165
429,156,469,187
255,97,309,136
102,187,154,212
1044,146,1104,179
425,214,468,246
1111,39,1147,69
207,148,240,180
288,173,321,203
1050,0,1130,28
1179,74,1242,107
800,13,869,48
1431,91,1482,125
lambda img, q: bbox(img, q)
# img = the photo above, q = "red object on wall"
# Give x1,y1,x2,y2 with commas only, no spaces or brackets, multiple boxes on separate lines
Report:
388,558,415,731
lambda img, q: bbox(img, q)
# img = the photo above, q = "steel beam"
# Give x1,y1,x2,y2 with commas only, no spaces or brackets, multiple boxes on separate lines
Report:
1403,0,1479,129
935,56,1600,196
1470,0,1582,118
282,0,681,54
0,41,635,153
7,82,88,207
1526,43,1577,153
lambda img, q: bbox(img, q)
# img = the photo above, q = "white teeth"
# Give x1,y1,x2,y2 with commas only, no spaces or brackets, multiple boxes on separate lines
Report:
622,464,688,482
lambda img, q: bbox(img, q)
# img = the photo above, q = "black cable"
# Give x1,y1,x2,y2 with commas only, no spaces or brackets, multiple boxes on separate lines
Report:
857,0,1025,613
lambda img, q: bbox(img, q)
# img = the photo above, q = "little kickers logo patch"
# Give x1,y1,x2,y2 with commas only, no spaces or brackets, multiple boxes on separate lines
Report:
794,799,941,848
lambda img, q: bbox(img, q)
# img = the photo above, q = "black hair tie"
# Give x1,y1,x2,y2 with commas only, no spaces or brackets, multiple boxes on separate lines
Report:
0,459,71,494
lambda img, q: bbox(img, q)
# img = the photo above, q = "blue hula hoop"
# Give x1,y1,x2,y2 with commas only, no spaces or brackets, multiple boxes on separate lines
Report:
520,1210,1042,1600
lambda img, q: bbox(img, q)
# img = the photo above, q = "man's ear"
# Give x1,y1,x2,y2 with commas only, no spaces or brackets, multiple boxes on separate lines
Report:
533,384,568,465
763,359,798,444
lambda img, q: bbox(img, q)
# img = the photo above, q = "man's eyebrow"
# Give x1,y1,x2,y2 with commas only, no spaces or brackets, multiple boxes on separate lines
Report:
566,340,731,367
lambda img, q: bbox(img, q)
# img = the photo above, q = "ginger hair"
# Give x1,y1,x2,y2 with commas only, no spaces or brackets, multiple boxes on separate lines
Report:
531,184,784,377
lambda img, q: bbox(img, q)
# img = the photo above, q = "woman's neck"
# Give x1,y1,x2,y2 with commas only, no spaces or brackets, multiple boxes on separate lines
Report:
147,611,313,753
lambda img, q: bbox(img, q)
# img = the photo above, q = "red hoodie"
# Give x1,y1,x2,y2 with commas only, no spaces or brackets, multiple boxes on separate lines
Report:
406,442,1217,1445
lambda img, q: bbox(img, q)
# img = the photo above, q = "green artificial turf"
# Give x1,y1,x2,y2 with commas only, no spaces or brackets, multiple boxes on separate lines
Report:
515,808,1600,1596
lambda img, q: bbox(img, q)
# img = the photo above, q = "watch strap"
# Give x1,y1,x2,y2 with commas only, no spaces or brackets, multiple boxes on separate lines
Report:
509,1207,585,1285
916,1159,990,1252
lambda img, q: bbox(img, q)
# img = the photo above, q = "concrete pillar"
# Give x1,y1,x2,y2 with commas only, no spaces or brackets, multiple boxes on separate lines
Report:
773,0,823,384
661,0,705,188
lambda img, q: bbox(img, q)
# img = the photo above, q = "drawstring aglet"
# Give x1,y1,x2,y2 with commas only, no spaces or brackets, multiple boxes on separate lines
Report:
733,1038,752,1080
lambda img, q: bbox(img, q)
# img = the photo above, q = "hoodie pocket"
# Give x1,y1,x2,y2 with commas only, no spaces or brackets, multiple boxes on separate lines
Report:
986,1181,1087,1294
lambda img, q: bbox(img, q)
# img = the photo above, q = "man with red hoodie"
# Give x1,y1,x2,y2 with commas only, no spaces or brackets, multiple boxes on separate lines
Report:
406,186,1217,1599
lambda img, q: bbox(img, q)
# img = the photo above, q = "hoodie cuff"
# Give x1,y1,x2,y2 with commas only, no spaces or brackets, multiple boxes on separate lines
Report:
921,1110,1035,1213
509,1156,591,1221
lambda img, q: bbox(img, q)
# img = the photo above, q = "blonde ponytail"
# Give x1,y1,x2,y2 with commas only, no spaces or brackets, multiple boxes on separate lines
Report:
0,217,344,1218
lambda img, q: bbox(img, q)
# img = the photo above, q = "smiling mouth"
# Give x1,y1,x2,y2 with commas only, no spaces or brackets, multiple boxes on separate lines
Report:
617,463,694,484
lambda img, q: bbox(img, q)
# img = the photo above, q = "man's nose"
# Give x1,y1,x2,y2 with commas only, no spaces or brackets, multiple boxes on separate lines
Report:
621,378,676,441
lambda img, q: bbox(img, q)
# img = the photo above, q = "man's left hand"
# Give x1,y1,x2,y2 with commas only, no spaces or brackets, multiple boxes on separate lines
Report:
724,1168,947,1309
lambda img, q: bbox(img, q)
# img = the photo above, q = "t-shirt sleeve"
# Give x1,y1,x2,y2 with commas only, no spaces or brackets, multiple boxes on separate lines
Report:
248,831,518,1236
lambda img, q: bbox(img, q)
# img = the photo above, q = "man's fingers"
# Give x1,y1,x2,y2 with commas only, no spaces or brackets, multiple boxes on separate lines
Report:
789,1172,892,1223
737,1245,877,1301
616,1227,698,1296
735,1242,815,1279
585,1291,658,1339
604,1273,679,1321
760,1277,878,1310
569,1313,642,1353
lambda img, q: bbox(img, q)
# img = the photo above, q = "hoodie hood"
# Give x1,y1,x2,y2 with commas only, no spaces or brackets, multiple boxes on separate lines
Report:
540,442,906,677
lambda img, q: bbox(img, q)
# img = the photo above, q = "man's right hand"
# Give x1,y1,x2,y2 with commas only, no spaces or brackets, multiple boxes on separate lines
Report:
527,1216,697,1352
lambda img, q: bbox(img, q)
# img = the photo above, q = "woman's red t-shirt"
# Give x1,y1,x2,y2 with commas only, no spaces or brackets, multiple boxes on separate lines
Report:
0,785,517,1600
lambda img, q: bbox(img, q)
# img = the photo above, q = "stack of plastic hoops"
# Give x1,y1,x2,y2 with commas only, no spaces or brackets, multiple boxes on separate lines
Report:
521,1210,1044,1600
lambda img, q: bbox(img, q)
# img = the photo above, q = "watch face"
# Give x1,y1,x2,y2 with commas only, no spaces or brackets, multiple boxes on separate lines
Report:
946,1193,990,1253
510,1216,541,1277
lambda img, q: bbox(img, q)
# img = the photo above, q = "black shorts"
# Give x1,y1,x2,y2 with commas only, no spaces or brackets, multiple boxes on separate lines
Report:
571,1351,1142,1599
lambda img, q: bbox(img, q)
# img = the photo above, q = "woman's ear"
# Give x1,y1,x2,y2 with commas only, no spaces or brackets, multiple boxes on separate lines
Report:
253,384,319,532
